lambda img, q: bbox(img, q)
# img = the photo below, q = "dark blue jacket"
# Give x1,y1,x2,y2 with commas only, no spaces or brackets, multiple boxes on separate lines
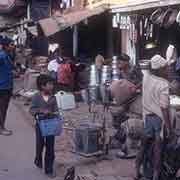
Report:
0,49,13,90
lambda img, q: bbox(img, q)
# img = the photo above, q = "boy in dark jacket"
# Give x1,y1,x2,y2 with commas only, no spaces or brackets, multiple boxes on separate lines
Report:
30,74,58,178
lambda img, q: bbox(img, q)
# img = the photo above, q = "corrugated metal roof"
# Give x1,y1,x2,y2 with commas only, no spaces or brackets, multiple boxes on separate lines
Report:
39,5,108,37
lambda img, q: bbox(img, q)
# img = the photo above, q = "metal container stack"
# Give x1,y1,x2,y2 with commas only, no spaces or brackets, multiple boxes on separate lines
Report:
88,65,99,102
100,65,112,104
101,65,112,84
89,65,99,86
112,56,120,81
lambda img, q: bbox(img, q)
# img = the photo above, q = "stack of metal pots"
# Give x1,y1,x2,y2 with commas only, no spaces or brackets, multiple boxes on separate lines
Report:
89,65,99,86
112,56,120,81
100,65,112,104
88,65,99,102
101,65,112,84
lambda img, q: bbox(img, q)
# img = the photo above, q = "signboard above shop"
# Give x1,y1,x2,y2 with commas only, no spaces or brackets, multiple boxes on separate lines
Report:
86,0,180,12
86,0,159,9
111,0,180,12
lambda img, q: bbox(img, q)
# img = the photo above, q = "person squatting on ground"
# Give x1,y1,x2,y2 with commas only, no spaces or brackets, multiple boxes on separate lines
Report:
0,36,14,136
135,55,173,180
30,74,58,178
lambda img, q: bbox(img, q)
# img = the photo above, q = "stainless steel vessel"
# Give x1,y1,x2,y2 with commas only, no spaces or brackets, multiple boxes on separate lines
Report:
101,65,112,84
89,65,99,86
112,57,120,81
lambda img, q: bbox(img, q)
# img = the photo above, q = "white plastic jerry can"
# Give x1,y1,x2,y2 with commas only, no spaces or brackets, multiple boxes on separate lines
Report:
55,91,76,110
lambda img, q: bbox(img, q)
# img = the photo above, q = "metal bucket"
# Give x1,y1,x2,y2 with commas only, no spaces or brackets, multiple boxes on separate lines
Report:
100,84,111,104
112,60,120,81
112,70,120,81
88,86,98,102
101,65,112,84
89,65,99,86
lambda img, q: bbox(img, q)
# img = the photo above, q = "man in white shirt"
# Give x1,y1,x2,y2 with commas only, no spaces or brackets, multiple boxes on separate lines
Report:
135,55,172,180
47,45,63,81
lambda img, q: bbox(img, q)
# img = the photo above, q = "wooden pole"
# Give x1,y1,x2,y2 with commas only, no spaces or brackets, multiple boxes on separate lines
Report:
73,25,78,57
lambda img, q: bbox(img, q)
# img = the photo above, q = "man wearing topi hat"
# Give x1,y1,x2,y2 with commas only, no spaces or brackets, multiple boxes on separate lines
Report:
135,55,172,180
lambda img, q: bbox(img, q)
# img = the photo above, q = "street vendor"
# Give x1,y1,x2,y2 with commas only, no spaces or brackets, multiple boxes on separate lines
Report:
117,54,143,86
135,54,173,180
110,54,143,105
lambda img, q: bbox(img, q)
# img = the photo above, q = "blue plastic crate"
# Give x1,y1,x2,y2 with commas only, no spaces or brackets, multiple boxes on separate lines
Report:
36,114,62,137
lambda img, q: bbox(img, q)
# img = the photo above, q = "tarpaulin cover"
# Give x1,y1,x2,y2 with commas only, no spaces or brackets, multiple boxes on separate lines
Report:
39,5,108,37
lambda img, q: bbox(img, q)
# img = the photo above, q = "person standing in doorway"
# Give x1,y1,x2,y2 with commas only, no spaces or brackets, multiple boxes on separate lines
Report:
0,36,14,136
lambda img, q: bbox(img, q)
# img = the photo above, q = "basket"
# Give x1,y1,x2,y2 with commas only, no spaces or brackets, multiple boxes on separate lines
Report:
36,114,62,137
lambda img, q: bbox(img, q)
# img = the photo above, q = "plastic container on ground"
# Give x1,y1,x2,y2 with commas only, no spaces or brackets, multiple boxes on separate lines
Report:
55,91,76,111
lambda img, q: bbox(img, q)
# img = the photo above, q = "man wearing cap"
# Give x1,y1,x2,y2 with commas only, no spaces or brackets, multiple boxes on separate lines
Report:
0,36,14,136
135,55,172,180
118,54,143,85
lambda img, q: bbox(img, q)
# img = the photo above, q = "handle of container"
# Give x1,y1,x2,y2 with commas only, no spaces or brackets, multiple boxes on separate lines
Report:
59,91,65,95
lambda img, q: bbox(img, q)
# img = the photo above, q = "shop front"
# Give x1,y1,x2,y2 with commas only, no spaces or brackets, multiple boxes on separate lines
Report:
111,0,180,64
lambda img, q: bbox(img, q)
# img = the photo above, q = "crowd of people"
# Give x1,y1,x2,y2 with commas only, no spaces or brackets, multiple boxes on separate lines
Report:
0,35,179,180
47,45,87,93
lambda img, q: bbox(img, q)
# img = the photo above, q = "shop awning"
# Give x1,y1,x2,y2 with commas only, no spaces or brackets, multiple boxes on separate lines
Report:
0,0,26,14
38,5,108,37
111,0,180,13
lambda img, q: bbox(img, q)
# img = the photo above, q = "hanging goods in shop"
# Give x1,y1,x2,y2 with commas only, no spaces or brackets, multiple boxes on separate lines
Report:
151,8,178,28
150,8,164,25
176,10,180,24
162,8,178,29
120,15,130,30
113,13,131,30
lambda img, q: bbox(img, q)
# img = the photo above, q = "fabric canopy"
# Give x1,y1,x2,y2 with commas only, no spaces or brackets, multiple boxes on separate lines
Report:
39,5,108,37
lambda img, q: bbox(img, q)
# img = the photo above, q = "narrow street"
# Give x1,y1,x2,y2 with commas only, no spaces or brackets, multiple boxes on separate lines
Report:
0,100,58,180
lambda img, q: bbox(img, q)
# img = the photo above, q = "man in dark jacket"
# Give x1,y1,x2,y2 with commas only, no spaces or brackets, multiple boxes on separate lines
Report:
0,36,14,136
118,54,143,86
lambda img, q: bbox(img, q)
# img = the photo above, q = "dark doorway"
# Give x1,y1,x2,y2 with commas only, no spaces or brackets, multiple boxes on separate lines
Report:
78,12,108,60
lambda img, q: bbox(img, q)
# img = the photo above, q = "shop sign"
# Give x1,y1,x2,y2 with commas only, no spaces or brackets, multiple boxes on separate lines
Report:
86,0,159,9
86,0,127,8
125,0,159,4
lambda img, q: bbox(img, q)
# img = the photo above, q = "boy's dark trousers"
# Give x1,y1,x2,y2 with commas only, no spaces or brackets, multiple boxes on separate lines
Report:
35,124,55,174
0,90,12,129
